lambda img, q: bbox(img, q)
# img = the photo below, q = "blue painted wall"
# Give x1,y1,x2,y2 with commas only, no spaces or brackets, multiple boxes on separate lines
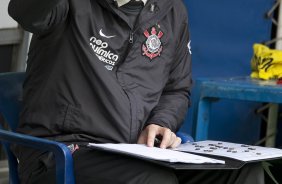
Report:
181,0,274,144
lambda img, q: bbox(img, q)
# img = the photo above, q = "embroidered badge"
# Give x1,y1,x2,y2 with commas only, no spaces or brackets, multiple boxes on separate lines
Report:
142,26,164,60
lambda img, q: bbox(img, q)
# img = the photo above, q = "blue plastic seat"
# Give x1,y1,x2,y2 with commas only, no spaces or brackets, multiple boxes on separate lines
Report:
0,72,193,184
0,72,75,184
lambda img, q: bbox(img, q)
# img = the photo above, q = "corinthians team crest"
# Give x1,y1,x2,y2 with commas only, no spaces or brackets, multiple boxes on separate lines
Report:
142,26,164,60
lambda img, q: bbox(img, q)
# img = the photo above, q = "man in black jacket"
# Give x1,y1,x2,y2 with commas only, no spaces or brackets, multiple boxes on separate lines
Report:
8,0,264,183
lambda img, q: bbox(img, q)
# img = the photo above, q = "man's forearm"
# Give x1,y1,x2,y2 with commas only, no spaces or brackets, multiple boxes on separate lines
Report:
146,89,190,132
8,0,68,33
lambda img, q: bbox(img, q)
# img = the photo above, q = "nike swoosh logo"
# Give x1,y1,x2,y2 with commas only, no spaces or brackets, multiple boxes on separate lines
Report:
99,29,116,39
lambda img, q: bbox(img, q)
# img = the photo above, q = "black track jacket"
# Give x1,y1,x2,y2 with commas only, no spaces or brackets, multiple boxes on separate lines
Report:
8,0,192,143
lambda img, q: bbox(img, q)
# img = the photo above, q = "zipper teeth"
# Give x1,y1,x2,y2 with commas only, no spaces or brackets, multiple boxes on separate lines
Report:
131,3,172,35
115,2,173,70
116,4,172,69
129,32,134,43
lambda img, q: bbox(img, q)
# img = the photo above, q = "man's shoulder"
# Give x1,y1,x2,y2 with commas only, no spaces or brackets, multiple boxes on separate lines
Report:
170,0,188,20
171,0,187,16
171,0,186,9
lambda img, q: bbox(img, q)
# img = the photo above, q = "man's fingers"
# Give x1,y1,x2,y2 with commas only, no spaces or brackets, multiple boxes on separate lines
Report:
137,132,146,144
169,133,177,146
147,127,157,147
137,124,179,149
170,137,182,149
159,129,172,149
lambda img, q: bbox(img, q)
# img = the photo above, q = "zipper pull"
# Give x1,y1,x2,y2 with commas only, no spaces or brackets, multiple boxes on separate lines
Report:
150,4,155,12
129,32,134,43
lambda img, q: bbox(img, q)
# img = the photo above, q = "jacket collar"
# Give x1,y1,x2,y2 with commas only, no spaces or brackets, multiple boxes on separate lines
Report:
114,0,148,7
99,0,173,29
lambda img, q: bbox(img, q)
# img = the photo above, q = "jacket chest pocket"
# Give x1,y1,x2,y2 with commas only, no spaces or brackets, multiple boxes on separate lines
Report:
125,25,175,66
119,23,177,88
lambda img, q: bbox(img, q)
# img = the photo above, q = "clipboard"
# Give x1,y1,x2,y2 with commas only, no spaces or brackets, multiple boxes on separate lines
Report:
87,141,282,170
134,155,246,170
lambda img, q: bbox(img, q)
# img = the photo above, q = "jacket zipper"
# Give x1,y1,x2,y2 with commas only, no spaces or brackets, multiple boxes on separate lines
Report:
129,32,134,44
102,0,173,143
121,6,162,62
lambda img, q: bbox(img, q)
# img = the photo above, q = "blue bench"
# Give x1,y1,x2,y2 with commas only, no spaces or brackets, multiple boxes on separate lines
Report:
193,76,282,146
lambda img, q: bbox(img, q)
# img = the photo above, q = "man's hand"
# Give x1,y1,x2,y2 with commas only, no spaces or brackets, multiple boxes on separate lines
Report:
137,124,181,149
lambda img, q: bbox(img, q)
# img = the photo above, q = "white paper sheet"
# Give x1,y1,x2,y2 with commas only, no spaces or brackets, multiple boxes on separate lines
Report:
88,143,225,164
175,140,282,162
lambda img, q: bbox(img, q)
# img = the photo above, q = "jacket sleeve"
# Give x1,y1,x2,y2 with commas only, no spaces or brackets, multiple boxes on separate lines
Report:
8,0,69,34
146,18,192,133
